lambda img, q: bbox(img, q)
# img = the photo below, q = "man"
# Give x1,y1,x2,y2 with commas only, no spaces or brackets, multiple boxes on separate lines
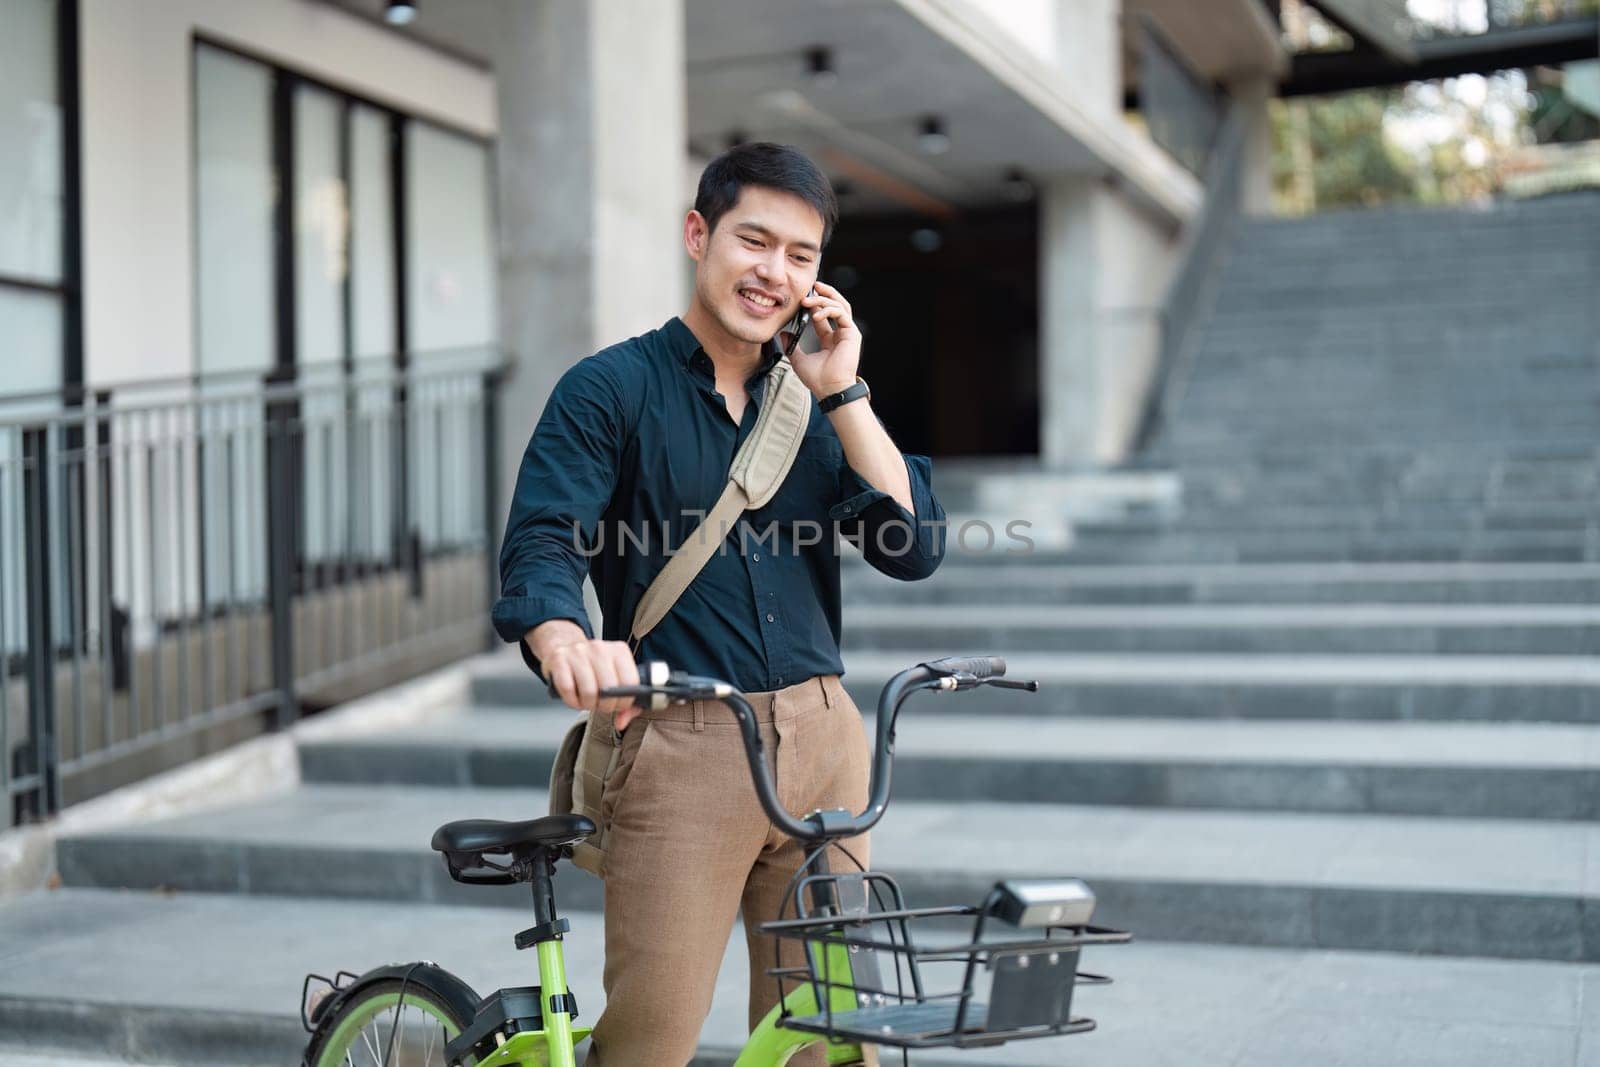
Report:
493,142,944,1066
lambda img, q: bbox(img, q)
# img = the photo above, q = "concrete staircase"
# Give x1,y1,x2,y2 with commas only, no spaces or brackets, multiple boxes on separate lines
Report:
3,195,1600,1064
1087,193,1600,565
6,556,1600,1064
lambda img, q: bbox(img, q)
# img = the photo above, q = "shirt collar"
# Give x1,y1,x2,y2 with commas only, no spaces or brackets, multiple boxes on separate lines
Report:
665,316,783,380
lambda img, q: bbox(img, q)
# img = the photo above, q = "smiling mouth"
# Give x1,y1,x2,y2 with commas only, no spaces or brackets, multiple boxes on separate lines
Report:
737,287,783,313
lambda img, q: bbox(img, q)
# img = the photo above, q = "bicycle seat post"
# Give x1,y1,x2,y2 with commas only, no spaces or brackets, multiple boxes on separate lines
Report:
513,847,569,950
508,845,582,1055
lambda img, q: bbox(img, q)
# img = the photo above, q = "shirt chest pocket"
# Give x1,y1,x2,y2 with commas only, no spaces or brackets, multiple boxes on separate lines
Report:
754,435,843,527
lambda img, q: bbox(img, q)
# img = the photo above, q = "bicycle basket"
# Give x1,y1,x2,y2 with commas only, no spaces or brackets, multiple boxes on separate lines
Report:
760,871,1130,1050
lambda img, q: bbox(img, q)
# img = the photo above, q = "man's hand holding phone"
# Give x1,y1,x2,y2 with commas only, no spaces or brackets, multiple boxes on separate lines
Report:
786,281,862,400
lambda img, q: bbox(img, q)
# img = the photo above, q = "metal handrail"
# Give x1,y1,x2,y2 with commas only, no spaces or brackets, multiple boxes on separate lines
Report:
1131,97,1252,455
0,359,504,825
0,357,508,429
0,345,508,411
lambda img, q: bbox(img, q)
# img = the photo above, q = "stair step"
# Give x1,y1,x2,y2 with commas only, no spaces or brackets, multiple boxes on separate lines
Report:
51,787,1600,960
298,708,1600,820
1058,530,1598,564
4,888,1596,1065
1145,193,1600,572
1077,510,1600,535
843,561,1600,604
837,603,1600,655
470,650,1600,723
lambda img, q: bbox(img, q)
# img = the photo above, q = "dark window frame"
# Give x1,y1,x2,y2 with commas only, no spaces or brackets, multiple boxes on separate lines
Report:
0,0,83,401
188,33,498,594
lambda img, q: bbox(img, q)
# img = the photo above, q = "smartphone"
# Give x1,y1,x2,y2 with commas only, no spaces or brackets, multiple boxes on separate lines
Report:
780,289,814,359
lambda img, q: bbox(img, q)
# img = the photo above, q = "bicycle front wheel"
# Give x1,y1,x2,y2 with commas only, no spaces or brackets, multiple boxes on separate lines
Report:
307,972,477,1067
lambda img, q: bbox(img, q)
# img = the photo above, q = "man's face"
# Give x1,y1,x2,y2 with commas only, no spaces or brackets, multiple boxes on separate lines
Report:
685,185,824,349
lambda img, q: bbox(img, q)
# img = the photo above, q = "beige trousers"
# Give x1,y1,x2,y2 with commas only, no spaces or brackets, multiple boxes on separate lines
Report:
584,674,872,1067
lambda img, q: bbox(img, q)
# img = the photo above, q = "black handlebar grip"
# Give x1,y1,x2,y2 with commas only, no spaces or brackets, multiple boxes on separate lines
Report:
925,655,1007,679
545,662,672,706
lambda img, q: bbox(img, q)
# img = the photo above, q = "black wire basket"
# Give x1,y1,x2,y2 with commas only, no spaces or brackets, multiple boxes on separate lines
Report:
761,870,1130,1050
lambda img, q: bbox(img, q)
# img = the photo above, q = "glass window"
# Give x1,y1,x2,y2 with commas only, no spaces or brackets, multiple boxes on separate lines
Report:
196,47,274,605
0,0,62,284
350,105,396,363
405,123,496,360
294,84,348,563
195,46,275,376
349,106,398,561
0,287,61,395
294,84,347,370
405,124,494,550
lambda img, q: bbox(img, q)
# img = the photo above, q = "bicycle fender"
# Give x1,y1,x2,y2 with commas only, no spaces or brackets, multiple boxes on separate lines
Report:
308,961,481,1032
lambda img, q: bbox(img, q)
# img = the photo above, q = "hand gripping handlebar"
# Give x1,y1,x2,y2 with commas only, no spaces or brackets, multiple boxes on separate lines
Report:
548,656,1036,842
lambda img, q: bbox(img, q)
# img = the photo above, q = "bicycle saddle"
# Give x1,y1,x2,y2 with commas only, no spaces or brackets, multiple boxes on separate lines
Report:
431,813,595,856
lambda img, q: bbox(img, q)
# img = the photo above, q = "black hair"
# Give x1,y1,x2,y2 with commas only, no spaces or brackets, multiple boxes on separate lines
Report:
694,142,839,248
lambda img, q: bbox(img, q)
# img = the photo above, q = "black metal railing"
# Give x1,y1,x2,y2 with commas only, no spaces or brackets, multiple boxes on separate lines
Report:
0,357,502,826
1136,14,1224,177
1131,97,1252,455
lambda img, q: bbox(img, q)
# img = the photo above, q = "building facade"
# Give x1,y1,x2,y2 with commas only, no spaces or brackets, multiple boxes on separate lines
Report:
0,0,1291,819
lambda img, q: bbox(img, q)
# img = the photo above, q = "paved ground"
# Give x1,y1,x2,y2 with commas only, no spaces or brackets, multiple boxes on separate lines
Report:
2,888,1598,1066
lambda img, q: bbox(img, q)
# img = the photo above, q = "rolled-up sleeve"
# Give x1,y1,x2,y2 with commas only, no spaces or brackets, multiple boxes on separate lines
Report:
492,358,628,674
830,453,945,580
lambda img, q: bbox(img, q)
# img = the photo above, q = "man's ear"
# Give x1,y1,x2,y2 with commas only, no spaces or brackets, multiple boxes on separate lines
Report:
683,210,709,262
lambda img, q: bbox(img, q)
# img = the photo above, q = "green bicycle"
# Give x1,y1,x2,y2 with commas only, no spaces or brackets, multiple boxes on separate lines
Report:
300,655,1129,1066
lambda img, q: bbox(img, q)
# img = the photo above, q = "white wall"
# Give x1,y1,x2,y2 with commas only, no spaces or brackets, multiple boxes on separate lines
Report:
958,0,1062,65
1041,176,1178,466
1091,188,1178,459
78,0,496,390
589,0,689,348
1054,0,1122,121
955,0,1123,122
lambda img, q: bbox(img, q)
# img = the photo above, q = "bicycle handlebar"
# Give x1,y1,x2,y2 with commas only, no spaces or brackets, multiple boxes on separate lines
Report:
549,656,1036,843
921,655,1006,679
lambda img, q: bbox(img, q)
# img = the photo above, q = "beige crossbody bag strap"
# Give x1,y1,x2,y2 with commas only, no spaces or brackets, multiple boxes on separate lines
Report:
628,356,814,649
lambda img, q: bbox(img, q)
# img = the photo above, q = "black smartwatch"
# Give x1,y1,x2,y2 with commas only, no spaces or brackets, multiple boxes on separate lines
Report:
819,377,870,414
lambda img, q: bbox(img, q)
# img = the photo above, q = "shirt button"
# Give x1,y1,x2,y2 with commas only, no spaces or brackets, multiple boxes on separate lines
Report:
752,553,760,562
842,504,853,514
766,612,775,623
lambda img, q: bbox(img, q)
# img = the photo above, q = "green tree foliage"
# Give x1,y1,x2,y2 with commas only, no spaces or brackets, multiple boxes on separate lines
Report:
1271,91,1419,210
1528,68,1600,143
1268,0,1600,210
1486,0,1598,27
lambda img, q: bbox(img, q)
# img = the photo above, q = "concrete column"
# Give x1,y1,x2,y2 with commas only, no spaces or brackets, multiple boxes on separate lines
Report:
1054,0,1122,121
1040,179,1103,467
1229,77,1279,216
1040,177,1178,467
491,0,686,515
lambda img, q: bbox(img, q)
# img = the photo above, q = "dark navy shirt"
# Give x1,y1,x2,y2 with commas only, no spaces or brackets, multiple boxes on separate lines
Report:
492,316,945,693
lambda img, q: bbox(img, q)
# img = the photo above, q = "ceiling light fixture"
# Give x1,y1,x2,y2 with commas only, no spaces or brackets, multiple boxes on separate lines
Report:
385,0,418,26
917,116,950,155
1003,166,1035,202
806,47,837,87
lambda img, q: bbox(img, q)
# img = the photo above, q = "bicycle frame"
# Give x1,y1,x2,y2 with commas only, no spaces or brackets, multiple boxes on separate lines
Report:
410,658,1021,1066
739,956,868,1066
464,935,590,1067
458,934,865,1066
